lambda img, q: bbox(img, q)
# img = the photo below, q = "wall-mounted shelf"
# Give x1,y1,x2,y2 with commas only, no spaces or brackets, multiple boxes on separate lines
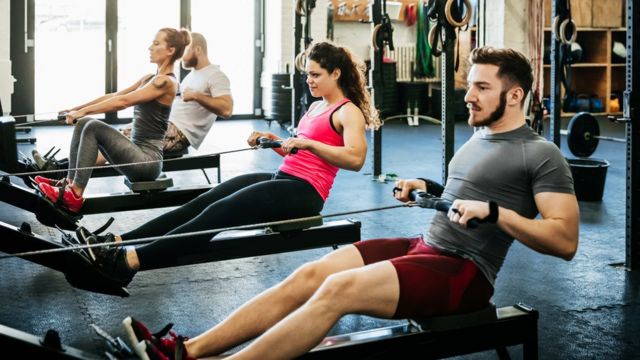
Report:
543,27,626,114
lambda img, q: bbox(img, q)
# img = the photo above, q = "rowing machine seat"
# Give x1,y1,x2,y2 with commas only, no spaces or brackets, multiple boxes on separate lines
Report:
124,174,173,193
410,303,497,332
306,303,538,359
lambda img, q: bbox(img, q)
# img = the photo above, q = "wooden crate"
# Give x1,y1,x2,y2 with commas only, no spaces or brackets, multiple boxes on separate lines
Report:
592,0,624,28
544,0,592,27
572,0,592,27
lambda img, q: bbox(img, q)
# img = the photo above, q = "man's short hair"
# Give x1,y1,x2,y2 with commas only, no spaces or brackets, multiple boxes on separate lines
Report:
191,32,208,55
469,47,533,100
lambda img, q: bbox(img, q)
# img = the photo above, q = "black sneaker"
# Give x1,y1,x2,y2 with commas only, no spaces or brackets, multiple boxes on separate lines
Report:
94,245,136,287
75,226,116,261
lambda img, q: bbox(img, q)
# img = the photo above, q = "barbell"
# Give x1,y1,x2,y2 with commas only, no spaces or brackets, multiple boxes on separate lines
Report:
560,112,625,157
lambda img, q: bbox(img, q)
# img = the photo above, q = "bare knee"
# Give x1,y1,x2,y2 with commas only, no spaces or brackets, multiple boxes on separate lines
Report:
311,272,357,313
282,261,325,292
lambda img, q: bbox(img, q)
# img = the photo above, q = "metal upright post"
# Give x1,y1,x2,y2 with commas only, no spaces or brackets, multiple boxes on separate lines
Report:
440,27,456,185
292,6,304,129
105,0,118,123
371,0,383,177
10,0,34,118
549,0,562,146
626,0,640,270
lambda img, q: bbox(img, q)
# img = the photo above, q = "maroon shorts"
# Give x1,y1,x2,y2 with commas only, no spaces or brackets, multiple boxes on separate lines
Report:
353,235,493,319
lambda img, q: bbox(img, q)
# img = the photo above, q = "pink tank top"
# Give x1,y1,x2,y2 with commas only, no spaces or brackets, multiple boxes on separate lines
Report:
278,98,350,200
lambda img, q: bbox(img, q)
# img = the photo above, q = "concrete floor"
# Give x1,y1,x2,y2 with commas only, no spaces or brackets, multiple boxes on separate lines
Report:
0,117,639,359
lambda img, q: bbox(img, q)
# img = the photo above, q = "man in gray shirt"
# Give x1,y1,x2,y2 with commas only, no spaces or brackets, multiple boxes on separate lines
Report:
127,47,580,360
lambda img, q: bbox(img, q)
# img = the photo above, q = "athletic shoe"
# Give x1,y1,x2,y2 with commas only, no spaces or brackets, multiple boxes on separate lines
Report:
33,175,67,187
75,227,116,261
37,183,84,214
174,335,194,360
134,340,170,360
154,334,193,360
93,245,135,287
136,337,193,360
122,317,175,349
127,323,193,360
32,149,48,169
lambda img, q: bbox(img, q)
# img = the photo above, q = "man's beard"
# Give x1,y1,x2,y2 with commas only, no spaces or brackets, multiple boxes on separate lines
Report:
470,90,507,127
183,55,198,69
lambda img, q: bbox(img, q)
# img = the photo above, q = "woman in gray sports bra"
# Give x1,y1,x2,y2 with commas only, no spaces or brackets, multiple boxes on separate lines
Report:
36,27,192,214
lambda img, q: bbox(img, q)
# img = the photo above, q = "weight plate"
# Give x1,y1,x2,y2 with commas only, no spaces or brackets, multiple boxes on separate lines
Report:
567,112,600,158
271,93,292,103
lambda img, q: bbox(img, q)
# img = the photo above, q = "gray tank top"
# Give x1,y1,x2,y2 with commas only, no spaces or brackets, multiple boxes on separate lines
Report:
130,74,174,158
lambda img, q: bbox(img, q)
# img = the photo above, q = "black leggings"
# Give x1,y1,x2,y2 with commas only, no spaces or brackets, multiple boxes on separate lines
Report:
121,172,324,270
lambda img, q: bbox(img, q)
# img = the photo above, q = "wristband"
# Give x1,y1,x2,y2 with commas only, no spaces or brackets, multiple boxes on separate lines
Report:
483,200,499,223
418,178,444,197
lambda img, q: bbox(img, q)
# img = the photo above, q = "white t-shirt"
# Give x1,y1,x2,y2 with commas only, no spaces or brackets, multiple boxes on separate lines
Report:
169,64,231,149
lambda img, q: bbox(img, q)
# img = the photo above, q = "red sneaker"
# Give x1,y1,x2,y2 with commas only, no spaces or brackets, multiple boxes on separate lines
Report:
33,175,67,187
37,183,84,213
135,340,170,360
123,317,175,349
123,317,193,360
156,334,193,360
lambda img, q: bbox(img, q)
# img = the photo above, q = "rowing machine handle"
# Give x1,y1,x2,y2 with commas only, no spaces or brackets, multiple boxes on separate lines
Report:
57,111,78,124
409,190,478,229
256,137,298,154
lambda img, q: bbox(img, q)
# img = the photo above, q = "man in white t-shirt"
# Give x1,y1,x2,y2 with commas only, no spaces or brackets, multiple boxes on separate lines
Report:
164,32,233,152
98,32,233,163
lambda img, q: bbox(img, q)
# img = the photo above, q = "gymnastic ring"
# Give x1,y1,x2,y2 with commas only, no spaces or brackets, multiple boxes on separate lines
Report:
295,0,306,16
295,51,307,72
558,18,577,45
552,16,561,39
372,24,382,51
444,0,472,28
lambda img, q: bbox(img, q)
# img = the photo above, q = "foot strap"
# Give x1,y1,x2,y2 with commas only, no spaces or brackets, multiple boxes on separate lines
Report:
55,185,66,207
92,217,115,235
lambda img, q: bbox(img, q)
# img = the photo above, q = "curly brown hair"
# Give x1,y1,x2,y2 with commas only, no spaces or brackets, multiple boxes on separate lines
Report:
306,42,381,129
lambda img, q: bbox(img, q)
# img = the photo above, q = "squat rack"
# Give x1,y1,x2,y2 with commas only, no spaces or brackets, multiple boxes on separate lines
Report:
370,0,459,185
624,0,640,270
549,0,640,269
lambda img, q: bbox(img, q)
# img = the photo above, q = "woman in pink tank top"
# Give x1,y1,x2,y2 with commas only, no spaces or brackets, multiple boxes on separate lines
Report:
75,42,382,290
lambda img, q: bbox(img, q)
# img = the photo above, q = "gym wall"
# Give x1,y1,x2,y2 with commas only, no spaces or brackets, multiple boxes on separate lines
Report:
262,0,417,118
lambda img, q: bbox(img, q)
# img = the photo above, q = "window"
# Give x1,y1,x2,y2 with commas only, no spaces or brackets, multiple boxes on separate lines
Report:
34,0,105,118
191,0,256,115
15,0,262,120
117,0,180,118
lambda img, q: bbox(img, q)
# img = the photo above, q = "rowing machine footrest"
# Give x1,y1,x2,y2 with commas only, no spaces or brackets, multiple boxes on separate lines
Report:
35,196,81,231
269,216,323,232
124,174,173,193
411,303,497,332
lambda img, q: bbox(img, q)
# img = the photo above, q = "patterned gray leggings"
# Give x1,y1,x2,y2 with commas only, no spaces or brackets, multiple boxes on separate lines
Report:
68,117,162,188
